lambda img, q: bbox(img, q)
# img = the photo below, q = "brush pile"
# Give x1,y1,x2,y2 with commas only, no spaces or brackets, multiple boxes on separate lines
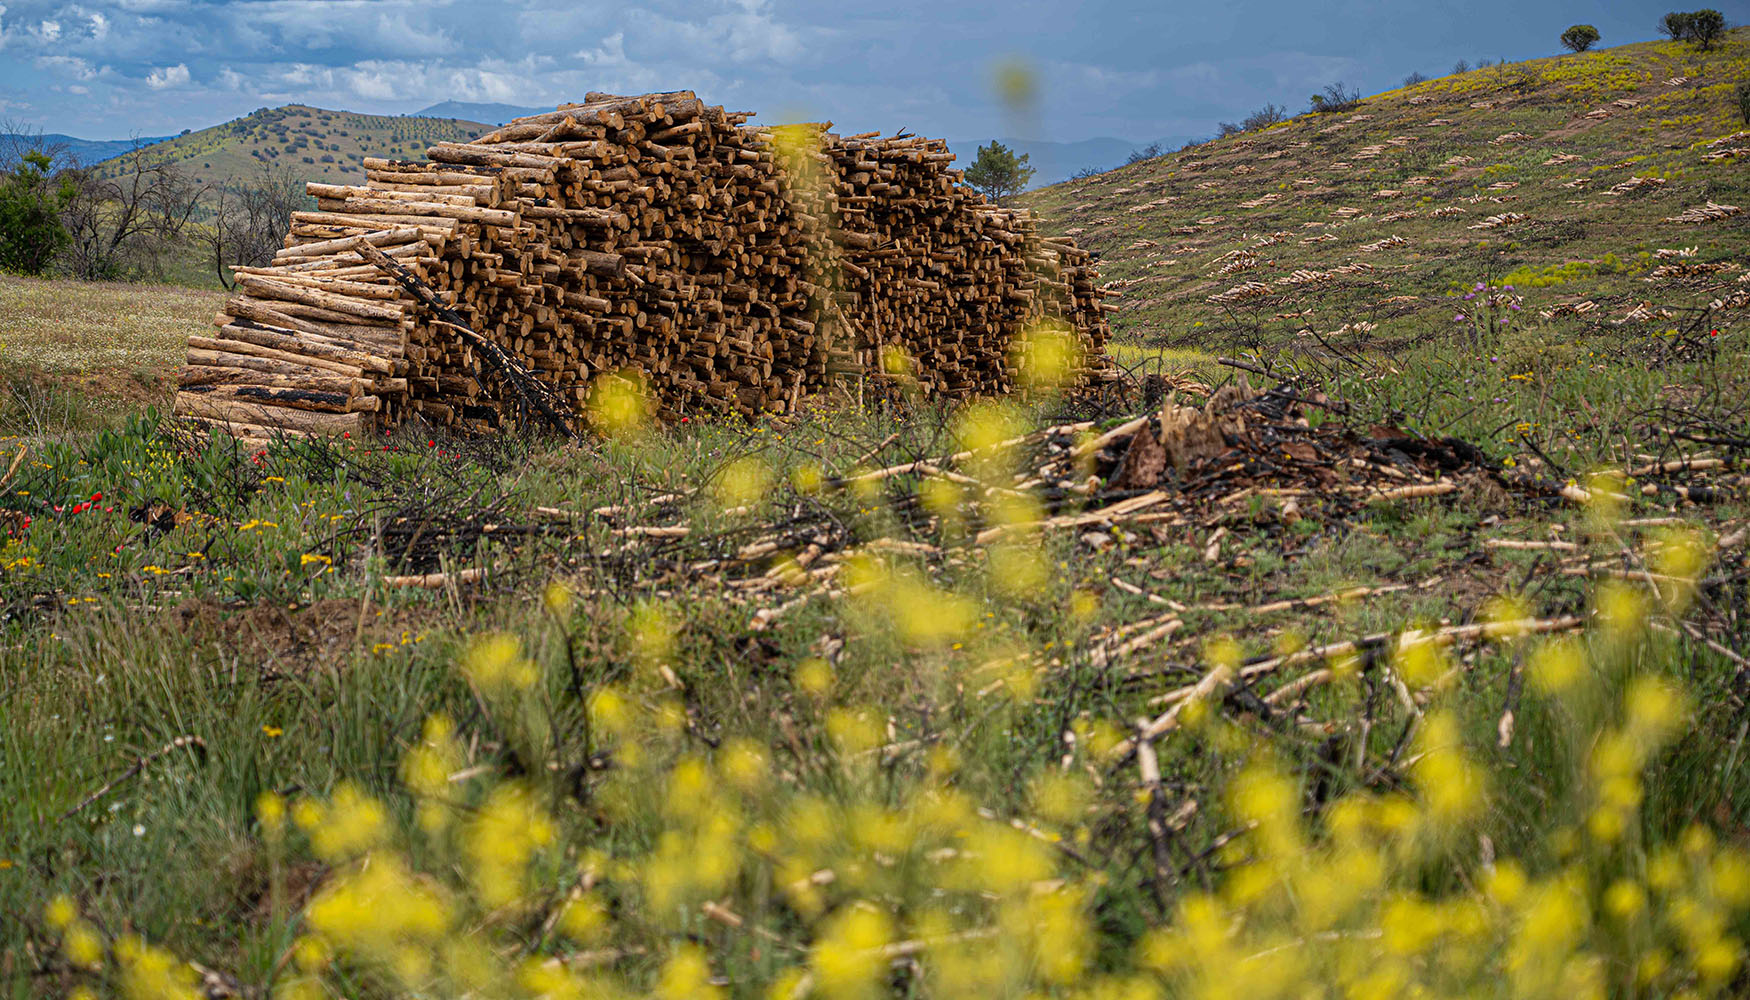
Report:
576,378,1503,607
174,92,1113,441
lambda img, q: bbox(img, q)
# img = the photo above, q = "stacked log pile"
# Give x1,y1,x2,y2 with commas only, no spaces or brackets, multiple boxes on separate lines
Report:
175,92,1111,440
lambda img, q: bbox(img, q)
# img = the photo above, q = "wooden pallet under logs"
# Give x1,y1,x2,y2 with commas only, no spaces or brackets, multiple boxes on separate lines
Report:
174,91,1115,441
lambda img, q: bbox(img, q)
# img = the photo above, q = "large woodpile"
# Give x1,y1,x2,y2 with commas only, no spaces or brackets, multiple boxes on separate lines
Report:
174,92,1112,440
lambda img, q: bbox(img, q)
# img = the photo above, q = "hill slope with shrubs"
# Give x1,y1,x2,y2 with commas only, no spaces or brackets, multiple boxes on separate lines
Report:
93,105,492,191
1026,30,1750,360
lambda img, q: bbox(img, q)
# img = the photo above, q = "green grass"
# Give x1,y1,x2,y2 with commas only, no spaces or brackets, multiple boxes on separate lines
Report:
1,300,1746,994
3,37,1750,998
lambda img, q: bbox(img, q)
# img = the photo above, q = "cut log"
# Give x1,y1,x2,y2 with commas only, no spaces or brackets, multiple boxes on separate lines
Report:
175,392,366,434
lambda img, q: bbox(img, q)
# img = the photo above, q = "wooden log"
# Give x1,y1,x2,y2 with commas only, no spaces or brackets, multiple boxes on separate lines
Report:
223,295,403,336
291,211,459,236
575,250,625,278
363,160,516,184
228,269,403,300
321,197,518,227
236,276,408,322
426,143,567,170
179,366,365,396
175,391,366,434
180,383,363,414
192,327,390,375
178,415,316,440
277,227,426,258
185,347,364,380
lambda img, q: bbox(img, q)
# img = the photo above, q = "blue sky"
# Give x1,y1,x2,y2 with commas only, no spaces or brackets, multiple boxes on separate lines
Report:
0,0,1742,141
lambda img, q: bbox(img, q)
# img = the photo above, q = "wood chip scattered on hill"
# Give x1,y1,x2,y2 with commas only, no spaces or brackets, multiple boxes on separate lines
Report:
1664,202,1741,224
1468,212,1526,230
1606,176,1666,196
1538,300,1597,319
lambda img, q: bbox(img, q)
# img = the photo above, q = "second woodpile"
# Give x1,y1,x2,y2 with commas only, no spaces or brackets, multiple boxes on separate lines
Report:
175,91,1113,440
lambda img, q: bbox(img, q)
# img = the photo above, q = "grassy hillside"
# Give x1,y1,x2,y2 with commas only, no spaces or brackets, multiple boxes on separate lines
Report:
1026,31,1750,363
94,105,493,190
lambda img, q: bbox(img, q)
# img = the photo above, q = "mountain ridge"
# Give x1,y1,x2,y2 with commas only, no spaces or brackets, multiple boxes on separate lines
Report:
85,104,493,190
0,132,175,168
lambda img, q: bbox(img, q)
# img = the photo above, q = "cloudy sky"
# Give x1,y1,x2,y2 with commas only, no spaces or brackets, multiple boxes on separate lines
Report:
0,0,1734,142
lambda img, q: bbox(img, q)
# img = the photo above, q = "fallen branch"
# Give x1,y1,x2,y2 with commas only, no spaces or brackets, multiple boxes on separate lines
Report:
60,735,208,821
382,567,490,589
1112,615,1585,760
0,444,25,494
1367,481,1458,503
356,240,578,440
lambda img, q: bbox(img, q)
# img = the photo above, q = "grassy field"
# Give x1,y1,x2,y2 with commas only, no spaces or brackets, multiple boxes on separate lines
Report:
0,275,222,427
2,35,1750,1000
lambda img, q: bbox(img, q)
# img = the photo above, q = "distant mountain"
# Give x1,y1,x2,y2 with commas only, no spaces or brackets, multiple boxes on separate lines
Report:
87,104,493,190
943,137,1193,188
0,133,174,168
410,101,550,125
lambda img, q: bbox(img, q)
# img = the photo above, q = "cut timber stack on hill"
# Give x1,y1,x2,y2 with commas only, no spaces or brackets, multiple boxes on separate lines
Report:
175,92,1111,441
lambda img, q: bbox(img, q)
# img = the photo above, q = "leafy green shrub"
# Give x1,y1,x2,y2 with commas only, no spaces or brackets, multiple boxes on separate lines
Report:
1688,8,1727,48
964,141,1035,203
0,151,71,276
1661,10,1727,49
1735,81,1750,125
1561,24,1601,52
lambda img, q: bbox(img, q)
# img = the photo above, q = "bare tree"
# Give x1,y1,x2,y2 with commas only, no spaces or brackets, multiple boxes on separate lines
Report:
200,164,305,288
1308,82,1362,114
58,145,204,280
1241,103,1289,130
0,118,69,173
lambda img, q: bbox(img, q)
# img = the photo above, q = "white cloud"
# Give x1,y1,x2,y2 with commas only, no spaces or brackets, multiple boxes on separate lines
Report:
574,30,696,96
577,30,627,68
39,17,58,40
1050,61,1163,95
88,11,107,40
371,9,453,56
627,1,808,66
144,62,188,88
36,54,96,79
